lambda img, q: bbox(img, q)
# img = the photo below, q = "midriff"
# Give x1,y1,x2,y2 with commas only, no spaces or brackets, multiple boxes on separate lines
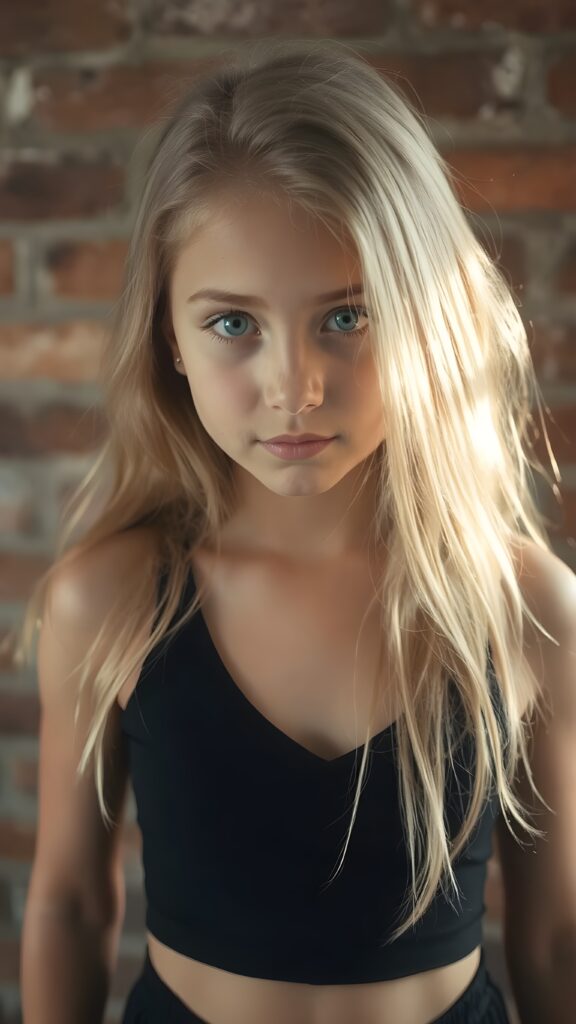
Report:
146,934,482,1024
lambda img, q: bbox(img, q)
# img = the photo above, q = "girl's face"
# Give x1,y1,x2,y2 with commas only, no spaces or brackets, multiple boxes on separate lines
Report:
167,190,386,551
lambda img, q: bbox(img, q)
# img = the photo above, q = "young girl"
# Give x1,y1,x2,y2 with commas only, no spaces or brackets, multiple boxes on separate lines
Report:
16,36,576,1024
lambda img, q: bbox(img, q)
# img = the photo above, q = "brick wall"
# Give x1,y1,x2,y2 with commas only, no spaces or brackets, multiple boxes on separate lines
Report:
1,2,575,1022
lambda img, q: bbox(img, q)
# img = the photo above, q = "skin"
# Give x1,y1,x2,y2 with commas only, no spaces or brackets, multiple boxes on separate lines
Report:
166,190,387,563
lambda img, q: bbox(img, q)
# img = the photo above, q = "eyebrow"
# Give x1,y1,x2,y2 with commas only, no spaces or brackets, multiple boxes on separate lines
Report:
186,284,365,307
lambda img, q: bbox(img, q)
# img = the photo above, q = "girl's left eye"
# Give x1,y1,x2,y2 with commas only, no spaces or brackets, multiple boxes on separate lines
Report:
201,306,370,345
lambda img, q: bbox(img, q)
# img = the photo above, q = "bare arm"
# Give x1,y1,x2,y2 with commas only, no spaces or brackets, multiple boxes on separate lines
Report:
497,542,576,1024
19,529,157,1022
21,899,123,1024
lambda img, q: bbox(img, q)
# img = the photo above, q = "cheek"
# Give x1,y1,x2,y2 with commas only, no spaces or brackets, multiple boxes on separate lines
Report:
352,361,385,433
192,366,256,424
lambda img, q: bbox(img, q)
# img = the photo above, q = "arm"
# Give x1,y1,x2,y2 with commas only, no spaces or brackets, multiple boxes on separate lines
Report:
496,541,576,1024
19,531,155,1022
21,897,124,1024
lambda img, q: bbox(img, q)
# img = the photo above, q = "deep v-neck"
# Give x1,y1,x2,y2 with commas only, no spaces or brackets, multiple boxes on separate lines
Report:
187,561,398,767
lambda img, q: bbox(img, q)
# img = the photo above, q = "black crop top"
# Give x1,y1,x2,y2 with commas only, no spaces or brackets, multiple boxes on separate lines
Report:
121,564,505,985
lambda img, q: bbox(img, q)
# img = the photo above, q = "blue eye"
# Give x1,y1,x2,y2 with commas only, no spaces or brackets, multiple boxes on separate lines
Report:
201,306,370,345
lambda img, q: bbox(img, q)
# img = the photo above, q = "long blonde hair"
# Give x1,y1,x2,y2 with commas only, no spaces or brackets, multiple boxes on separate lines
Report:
5,37,560,943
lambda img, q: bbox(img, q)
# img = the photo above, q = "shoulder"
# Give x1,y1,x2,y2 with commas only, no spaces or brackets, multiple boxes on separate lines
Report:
507,534,576,734
46,525,163,630
509,533,576,641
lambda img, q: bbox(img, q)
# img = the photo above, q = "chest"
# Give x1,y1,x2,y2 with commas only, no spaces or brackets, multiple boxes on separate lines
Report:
191,550,398,762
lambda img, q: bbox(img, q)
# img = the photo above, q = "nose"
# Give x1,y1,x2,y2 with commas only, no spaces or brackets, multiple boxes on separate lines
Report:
265,338,325,415
269,380,322,416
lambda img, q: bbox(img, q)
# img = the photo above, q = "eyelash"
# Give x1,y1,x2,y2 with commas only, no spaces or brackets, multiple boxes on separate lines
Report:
201,306,370,345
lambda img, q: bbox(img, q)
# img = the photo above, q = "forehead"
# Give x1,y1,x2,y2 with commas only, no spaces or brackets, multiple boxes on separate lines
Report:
170,191,362,303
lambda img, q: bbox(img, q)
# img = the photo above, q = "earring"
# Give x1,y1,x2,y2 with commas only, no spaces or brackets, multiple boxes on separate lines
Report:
175,357,181,363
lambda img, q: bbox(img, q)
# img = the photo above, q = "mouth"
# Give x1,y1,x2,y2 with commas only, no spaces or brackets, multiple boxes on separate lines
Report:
261,435,336,444
259,436,337,459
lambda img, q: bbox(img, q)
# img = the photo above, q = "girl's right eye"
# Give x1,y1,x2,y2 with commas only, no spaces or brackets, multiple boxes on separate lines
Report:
202,310,256,345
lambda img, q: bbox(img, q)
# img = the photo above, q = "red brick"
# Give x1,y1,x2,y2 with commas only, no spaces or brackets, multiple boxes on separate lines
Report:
0,403,106,456
0,936,19,982
369,51,523,119
0,819,36,859
0,471,39,535
0,693,39,739
414,0,576,33
0,551,52,602
480,234,527,295
529,322,576,384
0,0,133,59
0,321,107,381
555,240,576,293
33,60,214,133
9,758,38,796
547,53,576,117
42,241,128,300
0,628,22,671
0,241,14,294
0,155,125,221
0,879,12,928
553,489,576,546
444,146,576,212
32,51,522,133
145,0,392,36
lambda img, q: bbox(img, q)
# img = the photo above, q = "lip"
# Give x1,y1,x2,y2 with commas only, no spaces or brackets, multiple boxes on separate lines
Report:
260,436,336,460
263,434,334,443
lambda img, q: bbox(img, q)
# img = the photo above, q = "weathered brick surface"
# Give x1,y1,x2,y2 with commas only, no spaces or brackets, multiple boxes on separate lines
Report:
0,468,45,536
446,146,576,212
8,757,38,797
0,820,37,860
0,551,52,599
1,4,575,1020
530,322,576,383
481,234,527,294
546,52,576,116
145,0,393,37
533,404,576,464
0,403,106,456
32,61,215,133
414,0,576,33
0,242,14,295
0,0,133,59
369,51,524,118
0,691,39,736
0,321,108,379
0,938,19,982
30,50,529,133
42,240,129,299
0,155,125,221
556,241,576,293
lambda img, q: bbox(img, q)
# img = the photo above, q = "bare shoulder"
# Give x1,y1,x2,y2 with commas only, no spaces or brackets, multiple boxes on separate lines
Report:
46,525,163,630
508,533,576,641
